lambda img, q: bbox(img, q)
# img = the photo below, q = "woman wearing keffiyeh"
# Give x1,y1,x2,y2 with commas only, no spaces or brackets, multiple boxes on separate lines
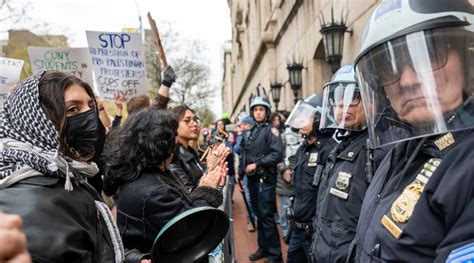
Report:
0,71,124,262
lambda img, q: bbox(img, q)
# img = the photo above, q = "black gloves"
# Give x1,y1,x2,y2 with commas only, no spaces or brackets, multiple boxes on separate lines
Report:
161,65,176,88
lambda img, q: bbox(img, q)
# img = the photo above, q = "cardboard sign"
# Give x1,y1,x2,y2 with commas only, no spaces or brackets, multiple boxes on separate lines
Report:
28,47,94,86
0,57,24,108
86,31,148,100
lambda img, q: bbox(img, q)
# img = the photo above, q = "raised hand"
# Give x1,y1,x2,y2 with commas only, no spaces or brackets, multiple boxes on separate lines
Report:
113,92,126,117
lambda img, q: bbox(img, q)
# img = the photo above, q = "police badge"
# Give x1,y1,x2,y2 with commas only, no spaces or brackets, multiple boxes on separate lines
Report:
329,171,352,200
381,158,442,239
308,153,318,167
335,171,352,190
390,181,423,224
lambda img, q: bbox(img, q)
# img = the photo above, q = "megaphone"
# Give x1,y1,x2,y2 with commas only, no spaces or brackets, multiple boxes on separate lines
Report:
151,206,230,263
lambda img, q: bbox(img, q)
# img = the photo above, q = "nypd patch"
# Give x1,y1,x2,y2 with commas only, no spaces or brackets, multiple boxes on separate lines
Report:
447,242,474,263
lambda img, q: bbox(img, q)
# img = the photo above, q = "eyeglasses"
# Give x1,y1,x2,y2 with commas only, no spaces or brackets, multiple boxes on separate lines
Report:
329,95,361,107
361,28,450,86
182,116,201,127
328,83,361,107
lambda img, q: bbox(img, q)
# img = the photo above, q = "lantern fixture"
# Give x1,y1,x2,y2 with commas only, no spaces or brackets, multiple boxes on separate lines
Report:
319,7,350,73
286,62,304,104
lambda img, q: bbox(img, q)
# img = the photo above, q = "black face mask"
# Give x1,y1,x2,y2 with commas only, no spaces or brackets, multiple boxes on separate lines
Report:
66,109,106,161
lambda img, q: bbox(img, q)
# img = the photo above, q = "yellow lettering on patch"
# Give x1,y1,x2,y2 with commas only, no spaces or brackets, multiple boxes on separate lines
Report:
434,133,455,151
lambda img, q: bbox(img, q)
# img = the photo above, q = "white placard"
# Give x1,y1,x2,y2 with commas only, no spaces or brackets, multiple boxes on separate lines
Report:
0,57,24,108
86,31,147,100
28,47,94,86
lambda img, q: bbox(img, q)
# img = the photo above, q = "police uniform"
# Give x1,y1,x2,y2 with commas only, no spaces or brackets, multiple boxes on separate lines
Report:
286,135,338,263
309,130,387,263
242,122,284,260
352,130,474,262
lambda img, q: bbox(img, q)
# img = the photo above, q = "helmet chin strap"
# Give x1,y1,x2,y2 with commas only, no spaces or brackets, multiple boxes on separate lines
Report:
446,95,474,125
308,120,332,138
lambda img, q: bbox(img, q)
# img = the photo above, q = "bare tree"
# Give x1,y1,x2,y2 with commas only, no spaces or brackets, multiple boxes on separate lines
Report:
2,0,73,46
144,23,182,99
0,0,28,23
171,39,214,107
144,25,217,121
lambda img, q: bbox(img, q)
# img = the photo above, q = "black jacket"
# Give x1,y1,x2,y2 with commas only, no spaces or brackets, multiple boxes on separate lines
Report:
292,135,338,223
240,122,283,182
168,145,205,192
117,168,223,263
0,176,115,263
353,130,474,263
311,130,387,263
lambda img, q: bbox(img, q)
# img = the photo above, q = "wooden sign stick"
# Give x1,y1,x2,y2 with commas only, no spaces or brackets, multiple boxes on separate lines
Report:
147,12,168,67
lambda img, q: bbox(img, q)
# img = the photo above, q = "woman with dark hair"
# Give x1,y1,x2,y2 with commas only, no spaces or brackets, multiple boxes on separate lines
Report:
102,110,227,262
270,112,284,134
169,105,229,192
211,119,236,201
0,71,123,262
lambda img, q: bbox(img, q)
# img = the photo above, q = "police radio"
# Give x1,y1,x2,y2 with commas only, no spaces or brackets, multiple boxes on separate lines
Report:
365,139,374,184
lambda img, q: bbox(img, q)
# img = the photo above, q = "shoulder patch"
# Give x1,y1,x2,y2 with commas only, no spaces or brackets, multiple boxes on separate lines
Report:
271,127,280,137
447,242,474,263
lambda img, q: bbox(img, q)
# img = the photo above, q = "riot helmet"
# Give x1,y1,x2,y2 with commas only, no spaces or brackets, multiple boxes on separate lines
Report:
250,96,272,123
355,0,474,147
285,93,325,136
320,64,367,132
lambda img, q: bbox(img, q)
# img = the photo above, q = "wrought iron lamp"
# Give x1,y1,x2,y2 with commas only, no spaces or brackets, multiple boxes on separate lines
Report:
270,82,283,111
286,62,304,104
319,7,350,73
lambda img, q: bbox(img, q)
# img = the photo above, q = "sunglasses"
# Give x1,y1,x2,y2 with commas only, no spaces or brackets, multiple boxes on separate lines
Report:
328,84,361,107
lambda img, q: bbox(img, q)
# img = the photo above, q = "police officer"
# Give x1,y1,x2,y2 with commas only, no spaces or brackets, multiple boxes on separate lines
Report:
284,93,338,263
309,64,388,263
350,0,474,262
241,96,284,263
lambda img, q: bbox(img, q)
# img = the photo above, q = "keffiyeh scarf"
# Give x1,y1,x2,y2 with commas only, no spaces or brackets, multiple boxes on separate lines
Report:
0,71,124,262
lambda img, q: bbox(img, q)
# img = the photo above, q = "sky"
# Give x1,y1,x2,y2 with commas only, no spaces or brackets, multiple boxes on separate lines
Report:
2,0,232,116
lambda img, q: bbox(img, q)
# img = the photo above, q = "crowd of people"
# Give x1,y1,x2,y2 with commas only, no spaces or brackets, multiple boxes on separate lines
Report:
0,65,230,262
0,1,473,262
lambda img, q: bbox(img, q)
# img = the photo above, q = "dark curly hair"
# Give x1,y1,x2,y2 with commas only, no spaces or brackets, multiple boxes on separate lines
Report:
101,110,178,195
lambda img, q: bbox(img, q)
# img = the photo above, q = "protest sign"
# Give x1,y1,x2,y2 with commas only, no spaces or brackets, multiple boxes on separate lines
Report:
0,57,24,108
28,47,94,86
86,31,148,100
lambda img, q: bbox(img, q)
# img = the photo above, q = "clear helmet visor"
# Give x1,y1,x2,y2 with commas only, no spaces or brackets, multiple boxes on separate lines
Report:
320,82,367,131
356,27,474,148
285,100,319,129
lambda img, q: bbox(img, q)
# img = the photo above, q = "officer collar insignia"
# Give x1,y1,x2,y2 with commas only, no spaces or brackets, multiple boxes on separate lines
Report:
434,133,455,151
329,171,352,200
382,158,441,239
271,127,280,137
337,144,362,161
